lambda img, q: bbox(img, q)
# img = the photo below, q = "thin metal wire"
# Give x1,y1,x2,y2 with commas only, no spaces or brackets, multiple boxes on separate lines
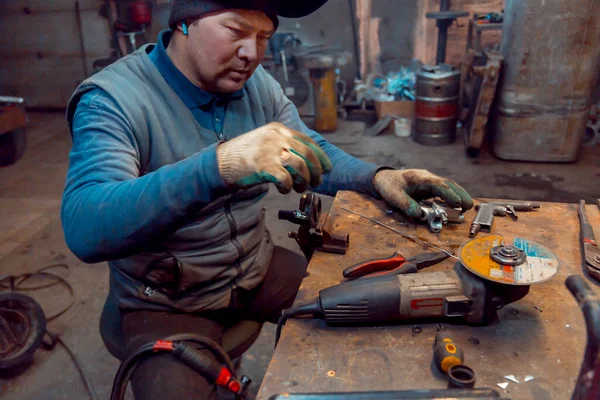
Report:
340,206,459,260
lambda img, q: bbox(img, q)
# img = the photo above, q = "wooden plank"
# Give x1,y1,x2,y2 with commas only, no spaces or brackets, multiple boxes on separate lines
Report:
413,0,437,65
413,0,504,66
446,0,504,66
258,190,598,399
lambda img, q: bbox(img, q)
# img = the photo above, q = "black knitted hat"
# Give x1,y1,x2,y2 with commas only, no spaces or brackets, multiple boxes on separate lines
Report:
168,0,328,30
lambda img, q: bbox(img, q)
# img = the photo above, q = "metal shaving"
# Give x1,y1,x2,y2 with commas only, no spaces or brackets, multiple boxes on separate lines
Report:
525,376,534,382
497,382,509,390
505,375,519,383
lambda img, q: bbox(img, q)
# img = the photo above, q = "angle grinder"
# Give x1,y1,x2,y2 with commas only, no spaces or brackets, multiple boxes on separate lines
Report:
276,236,559,343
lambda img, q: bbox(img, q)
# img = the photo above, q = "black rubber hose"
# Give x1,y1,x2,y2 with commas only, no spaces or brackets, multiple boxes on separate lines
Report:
163,333,236,374
110,342,157,400
110,334,238,400
172,342,222,381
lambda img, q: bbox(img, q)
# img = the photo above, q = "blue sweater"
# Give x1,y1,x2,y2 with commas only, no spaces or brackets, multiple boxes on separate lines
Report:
62,30,381,311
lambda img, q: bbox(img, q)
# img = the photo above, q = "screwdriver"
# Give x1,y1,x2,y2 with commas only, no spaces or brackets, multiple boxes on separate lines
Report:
433,332,464,373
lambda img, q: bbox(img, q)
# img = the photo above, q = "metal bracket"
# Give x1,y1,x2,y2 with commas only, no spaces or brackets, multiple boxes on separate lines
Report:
279,193,349,261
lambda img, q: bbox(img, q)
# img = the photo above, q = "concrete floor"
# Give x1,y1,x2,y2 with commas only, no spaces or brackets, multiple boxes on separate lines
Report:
0,112,597,399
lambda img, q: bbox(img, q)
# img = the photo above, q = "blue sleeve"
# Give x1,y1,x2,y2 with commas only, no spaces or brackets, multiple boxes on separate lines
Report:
267,73,381,197
61,89,228,263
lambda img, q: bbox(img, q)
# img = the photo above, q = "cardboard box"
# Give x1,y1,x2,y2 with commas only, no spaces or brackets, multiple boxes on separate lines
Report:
374,100,414,120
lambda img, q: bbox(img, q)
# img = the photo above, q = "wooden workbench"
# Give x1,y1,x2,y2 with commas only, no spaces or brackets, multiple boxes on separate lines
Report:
258,190,600,399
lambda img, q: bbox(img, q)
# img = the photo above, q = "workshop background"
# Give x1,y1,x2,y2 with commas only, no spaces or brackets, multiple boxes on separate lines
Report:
0,0,599,399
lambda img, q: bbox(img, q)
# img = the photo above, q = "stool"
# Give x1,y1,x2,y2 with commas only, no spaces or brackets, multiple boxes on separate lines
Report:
99,291,263,362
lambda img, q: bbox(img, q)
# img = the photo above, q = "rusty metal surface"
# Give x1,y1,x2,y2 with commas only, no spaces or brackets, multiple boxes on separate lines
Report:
258,190,600,399
491,0,600,162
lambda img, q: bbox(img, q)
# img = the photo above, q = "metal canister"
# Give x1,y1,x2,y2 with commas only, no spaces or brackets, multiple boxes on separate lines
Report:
414,65,461,146
491,0,600,162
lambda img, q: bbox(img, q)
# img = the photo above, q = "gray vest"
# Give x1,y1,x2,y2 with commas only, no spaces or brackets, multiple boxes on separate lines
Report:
66,45,276,312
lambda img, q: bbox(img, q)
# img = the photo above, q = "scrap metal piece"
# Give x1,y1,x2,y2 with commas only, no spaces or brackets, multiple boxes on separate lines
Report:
524,376,534,382
505,375,519,384
578,200,600,281
497,382,509,390
367,115,394,137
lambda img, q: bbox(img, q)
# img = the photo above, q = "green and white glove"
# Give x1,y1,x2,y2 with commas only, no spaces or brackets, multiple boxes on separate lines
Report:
217,122,332,194
373,169,474,217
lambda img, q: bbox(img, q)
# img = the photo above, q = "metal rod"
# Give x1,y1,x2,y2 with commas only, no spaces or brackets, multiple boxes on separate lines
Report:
75,1,89,77
340,206,459,260
348,0,362,81
436,25,448,65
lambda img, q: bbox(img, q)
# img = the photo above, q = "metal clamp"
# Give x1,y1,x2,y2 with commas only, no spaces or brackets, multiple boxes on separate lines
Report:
279,193,349,261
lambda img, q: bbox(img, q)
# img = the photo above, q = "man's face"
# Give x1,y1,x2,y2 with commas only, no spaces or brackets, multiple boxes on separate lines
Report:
182,9,275,93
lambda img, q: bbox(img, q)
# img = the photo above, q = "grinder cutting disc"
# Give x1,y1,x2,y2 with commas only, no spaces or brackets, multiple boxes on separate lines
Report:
458,235,559,286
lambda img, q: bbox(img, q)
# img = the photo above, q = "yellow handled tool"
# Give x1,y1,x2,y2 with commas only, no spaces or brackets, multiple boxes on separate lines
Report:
433,332,464,373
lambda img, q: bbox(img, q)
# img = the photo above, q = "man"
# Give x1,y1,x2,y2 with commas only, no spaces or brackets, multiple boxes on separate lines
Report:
62,0,473,398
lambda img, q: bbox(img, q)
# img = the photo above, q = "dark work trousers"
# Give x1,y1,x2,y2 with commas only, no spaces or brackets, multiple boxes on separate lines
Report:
120,246,308,400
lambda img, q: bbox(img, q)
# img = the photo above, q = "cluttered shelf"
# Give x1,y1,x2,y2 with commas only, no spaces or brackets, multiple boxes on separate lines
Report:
258,190,599,400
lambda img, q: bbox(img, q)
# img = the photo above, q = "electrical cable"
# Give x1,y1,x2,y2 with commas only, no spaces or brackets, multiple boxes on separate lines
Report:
275,302,320,348
42,331,98,400
0,263,97,400
110,334,243,400
0,263,75,321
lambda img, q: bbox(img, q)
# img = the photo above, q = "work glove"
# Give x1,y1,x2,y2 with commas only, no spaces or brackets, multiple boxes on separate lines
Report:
373,169,474,218
217,122,332,194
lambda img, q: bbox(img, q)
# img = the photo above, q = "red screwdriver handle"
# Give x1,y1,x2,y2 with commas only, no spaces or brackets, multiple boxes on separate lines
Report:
342,252,407,278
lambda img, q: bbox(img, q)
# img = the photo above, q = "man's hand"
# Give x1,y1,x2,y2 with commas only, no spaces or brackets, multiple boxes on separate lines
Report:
373,169,474,217
217,122,332,193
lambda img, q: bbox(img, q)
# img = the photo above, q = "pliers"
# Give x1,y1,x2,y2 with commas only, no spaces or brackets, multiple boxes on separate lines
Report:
342,251,451,279
578,200,600,281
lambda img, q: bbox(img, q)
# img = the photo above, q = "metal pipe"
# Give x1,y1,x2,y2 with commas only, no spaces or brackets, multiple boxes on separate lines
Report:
348,0,362,81
436,0,451,65
75,1,89,77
